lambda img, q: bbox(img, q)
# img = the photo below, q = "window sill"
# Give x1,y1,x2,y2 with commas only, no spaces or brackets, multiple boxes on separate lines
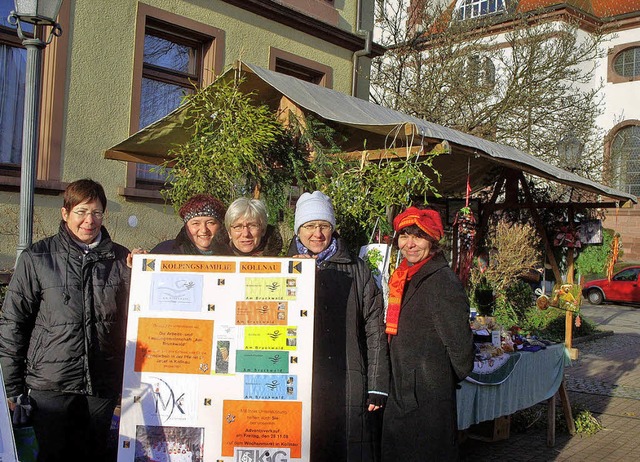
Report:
0,177,68,195
118,186,168,204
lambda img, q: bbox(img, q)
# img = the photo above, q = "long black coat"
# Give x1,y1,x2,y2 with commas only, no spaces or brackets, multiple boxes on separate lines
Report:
288,237,390,461
0,223,131,399
382,253,475,461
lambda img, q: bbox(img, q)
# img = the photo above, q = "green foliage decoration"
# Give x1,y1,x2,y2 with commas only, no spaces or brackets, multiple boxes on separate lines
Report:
493,280,533,328
363,247,384,278
156,75,308,218
305,148,443,251
573,408,603,436
575,228,622,278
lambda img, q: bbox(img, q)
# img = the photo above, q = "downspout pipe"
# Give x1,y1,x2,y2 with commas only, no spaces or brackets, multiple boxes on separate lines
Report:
352,0,372,97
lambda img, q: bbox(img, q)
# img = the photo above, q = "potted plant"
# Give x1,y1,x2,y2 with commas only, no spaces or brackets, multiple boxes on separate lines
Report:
474,277,495,316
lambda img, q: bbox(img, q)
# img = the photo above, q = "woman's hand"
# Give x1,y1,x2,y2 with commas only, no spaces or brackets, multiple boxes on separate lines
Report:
366,392,387,411
127,248,148,268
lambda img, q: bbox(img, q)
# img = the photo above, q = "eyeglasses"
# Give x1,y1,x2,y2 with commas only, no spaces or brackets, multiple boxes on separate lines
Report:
72,210,104,219
230,223,261,233
301,223,332,233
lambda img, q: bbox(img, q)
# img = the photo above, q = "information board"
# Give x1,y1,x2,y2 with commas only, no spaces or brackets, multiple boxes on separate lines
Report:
0,366,19,462
117,255,316,462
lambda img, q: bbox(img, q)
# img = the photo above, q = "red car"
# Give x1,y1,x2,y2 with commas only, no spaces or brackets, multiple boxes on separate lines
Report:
582,266,640,305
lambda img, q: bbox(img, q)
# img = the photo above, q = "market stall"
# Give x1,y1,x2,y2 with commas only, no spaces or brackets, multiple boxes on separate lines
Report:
457,343,568,438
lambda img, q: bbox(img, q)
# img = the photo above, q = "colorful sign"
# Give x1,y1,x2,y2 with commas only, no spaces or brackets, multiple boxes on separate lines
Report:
119,255,315,462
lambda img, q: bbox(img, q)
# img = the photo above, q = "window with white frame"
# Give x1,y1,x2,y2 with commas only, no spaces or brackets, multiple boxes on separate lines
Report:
455,0,507,21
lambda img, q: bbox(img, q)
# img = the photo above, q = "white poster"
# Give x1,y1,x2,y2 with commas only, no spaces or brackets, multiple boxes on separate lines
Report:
0,366,19,462
118,255,315,462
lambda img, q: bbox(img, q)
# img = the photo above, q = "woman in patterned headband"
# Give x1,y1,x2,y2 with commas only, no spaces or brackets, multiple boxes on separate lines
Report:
382,206,475,461
151,194,232,255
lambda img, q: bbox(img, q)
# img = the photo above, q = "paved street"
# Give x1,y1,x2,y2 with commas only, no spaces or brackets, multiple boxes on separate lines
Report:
460,303,640,461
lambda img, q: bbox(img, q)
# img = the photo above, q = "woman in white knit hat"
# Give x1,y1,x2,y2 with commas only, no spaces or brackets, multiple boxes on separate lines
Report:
288,191,390,461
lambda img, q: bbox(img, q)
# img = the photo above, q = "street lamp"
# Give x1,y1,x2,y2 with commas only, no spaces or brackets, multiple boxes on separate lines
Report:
557,132,584,173
8,0,62,263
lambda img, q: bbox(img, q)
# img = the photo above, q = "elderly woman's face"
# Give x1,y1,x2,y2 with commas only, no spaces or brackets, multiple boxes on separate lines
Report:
229,218,263,253
61,199,104,244
398,232,432,264
298,220,332,254
186,216,221,251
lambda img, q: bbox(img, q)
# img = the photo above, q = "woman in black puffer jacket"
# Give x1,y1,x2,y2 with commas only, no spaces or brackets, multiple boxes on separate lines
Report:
0,179,131,462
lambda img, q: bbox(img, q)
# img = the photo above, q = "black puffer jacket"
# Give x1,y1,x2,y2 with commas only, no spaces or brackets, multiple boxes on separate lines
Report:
287,235,390,461
0,222,131,398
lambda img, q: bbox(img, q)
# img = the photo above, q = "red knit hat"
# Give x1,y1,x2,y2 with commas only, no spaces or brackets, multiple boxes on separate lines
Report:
393,206,444,241
179,194,226,224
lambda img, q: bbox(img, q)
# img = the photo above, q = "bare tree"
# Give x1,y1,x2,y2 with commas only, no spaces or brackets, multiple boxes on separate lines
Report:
371,1,608,184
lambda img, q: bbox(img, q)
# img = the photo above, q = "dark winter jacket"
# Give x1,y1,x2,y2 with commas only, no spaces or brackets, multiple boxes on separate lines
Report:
229,224,283,256
382,252,475,461
288,235,390,461
151,225,232,255
0,222,131,399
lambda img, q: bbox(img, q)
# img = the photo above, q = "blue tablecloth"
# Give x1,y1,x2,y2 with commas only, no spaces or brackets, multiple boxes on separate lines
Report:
457,343,569,430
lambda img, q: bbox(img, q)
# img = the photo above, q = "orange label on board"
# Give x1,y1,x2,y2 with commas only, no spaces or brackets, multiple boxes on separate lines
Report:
239,261,282,273
160,260,236,273
134,318,214,374
221,400,302,457
236,301,288,325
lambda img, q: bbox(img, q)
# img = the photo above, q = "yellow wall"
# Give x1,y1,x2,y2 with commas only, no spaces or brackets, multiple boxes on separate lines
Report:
0,0,369,269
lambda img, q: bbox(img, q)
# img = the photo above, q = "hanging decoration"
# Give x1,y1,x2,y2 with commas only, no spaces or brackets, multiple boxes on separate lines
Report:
607,233,620,282
553,224,582,248
543,283,582,327
453,159,476,286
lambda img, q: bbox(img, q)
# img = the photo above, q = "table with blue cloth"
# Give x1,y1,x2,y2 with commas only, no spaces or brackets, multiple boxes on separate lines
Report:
457,343,572,446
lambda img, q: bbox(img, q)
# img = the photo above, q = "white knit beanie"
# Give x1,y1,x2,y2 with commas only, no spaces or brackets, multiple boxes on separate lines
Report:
294,191,336,233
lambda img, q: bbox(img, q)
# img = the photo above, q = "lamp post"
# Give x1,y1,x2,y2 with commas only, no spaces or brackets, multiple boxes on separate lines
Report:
557,132,584,173
8,0,62,264
556,132,583,357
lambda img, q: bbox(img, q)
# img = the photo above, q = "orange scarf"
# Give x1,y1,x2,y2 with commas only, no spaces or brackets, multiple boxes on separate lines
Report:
386,255,432,337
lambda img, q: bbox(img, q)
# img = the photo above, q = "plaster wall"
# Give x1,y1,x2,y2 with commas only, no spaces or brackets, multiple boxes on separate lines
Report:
0,0,366,269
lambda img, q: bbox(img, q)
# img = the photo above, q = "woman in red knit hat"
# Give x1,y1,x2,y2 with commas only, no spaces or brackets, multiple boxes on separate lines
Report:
151,194,231,255
382,206,475,461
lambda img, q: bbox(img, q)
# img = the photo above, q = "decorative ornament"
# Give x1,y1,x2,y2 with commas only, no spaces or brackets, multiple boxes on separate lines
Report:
536,294,549,311
453,159,476,286
607,233,620,282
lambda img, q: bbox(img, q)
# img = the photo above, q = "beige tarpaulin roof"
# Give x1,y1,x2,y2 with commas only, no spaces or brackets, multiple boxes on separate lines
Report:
105,61,636,205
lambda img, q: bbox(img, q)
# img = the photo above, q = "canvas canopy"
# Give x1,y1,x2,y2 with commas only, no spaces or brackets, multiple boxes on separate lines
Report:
104,61,636,205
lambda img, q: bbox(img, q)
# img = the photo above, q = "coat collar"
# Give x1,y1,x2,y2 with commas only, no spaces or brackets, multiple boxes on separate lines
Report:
400,252,450,305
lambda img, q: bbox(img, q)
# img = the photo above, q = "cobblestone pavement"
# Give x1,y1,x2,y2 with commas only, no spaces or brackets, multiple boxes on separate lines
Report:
460,332,640,461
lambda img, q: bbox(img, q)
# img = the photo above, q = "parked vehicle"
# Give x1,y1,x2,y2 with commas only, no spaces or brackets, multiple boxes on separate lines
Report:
582,266,640,305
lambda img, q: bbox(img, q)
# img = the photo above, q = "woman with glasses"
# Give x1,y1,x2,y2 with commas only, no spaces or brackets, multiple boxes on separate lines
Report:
287,191,389,461
0,179,132,462
224,197,283,256
151,194,231,255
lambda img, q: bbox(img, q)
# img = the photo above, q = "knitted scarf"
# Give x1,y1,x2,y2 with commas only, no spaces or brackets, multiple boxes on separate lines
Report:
295,236,338,267
385,255,432,337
